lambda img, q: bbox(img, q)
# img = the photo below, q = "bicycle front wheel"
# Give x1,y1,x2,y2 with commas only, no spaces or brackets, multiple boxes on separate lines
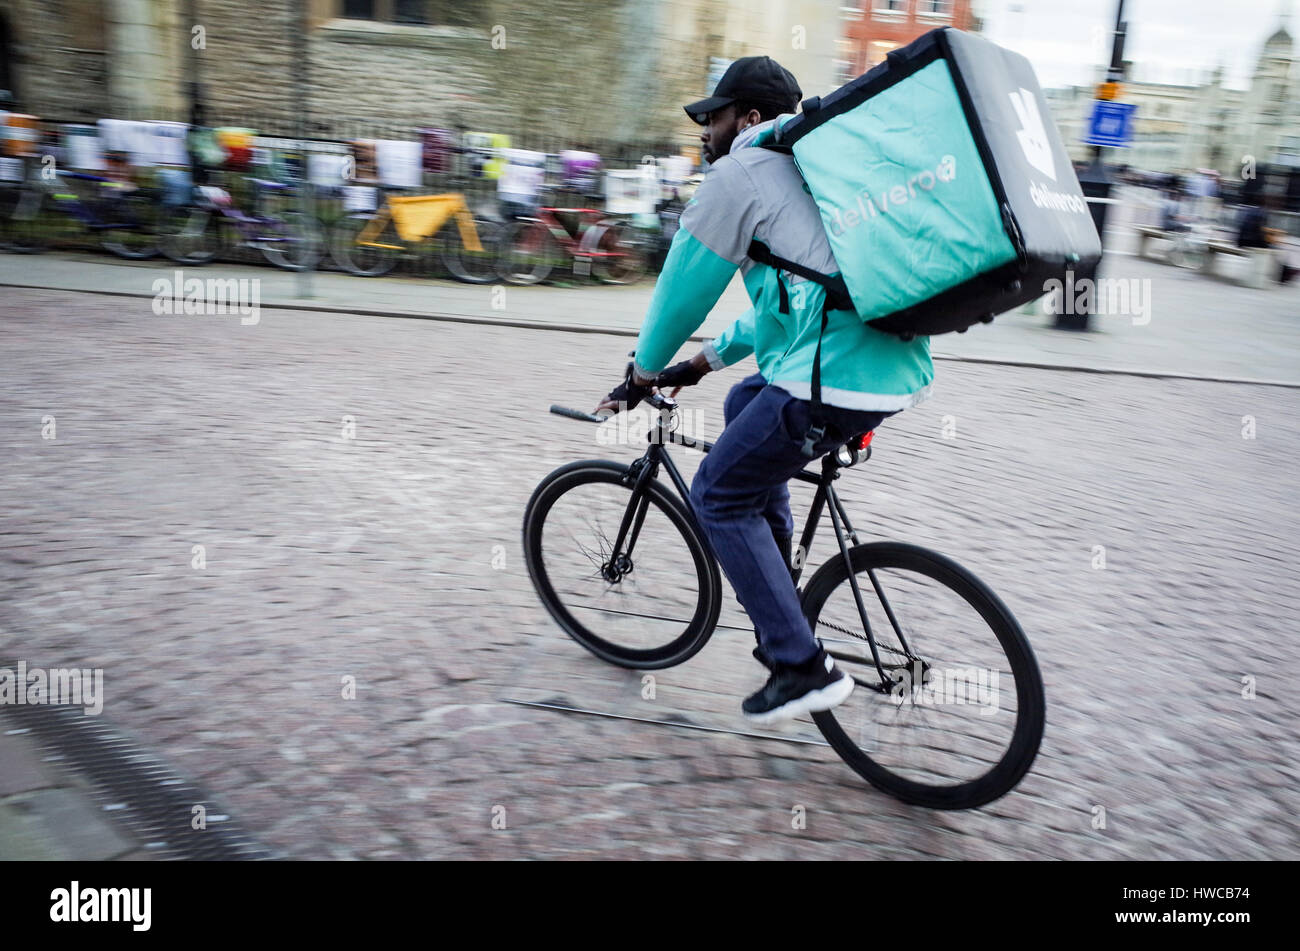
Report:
329,212,399,277
523,460,721,669
262,211,324,271
5,188,51,253
441,217,502,284
802,542,1045,810
158,207,220,264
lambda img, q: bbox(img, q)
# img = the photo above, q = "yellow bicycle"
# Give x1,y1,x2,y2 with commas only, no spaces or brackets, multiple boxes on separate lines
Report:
330,192,500,282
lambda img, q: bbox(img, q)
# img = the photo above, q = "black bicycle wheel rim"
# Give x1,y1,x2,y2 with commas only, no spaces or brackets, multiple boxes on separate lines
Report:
6,190,50,252
803,542,1045,810
497,220,556,285
330,213,398,277
263,211,323,271
591,224,647,284
523,460,720,669
442,218,501,284
159,208,219,264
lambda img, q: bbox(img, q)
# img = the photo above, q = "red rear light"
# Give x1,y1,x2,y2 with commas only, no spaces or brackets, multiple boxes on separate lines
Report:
857,431,874,450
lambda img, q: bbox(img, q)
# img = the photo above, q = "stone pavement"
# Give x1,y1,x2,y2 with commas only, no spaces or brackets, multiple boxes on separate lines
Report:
1,287,1296,860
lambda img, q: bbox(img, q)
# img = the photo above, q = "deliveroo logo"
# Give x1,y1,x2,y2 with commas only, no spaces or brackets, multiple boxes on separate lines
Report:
1009,88,1056,181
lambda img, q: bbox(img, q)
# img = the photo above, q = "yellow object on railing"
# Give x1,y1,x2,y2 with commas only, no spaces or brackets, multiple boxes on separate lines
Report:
215,127,256,150
386,194,481,250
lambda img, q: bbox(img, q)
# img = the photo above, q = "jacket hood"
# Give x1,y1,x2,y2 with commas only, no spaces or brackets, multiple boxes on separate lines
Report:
729,114,799,154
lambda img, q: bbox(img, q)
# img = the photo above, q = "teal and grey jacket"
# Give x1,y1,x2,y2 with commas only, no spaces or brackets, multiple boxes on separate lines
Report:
633,118,934,412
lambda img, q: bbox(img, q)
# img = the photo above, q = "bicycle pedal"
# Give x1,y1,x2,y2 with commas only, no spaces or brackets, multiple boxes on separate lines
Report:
573,258,592,277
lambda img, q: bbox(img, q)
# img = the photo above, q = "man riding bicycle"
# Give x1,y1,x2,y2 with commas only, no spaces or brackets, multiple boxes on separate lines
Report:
596,56,933,725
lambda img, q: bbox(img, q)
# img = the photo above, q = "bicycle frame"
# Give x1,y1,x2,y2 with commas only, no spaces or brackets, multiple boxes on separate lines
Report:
357,193,482,252
16,172,142,231
572,394,917,692
518,206,627,275
178,179,304,252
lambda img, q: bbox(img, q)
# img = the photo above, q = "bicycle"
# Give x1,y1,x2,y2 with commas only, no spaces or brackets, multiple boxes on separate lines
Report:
157,178,323,271
3,169,160,259
496,199,648,286
329,192,500,284
523,392,1046,810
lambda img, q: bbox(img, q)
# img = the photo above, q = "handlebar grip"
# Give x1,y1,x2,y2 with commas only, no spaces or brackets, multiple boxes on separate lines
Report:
550,405,607,424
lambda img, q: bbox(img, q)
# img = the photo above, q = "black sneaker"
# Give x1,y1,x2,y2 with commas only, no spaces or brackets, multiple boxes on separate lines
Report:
742,648,854,725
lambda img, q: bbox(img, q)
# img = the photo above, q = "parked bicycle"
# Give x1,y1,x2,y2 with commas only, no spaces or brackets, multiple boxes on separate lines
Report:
329,191,500,283
497,198,648,286
157,178,323,271
524,392,1046,810
2,169,160,259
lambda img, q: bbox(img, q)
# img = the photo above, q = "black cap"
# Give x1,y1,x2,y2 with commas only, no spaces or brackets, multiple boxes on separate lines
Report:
684,56,802,125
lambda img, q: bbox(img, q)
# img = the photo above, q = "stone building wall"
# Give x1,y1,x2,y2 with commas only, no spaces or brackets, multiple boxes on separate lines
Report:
0,0,112,117
1,0,771,148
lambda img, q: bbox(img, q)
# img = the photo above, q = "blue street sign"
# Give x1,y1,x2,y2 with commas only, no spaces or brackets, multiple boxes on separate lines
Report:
1086,100,1137,148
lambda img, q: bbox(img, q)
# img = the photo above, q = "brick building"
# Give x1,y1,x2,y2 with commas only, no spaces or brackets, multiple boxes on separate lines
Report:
838,0,978,83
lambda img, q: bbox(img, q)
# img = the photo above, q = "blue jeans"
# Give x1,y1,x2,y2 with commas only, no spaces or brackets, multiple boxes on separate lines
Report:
690,374,893,666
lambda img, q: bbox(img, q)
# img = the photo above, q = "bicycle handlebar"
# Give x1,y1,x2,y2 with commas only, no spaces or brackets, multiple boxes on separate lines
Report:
550,405,606,424
551,391,677,426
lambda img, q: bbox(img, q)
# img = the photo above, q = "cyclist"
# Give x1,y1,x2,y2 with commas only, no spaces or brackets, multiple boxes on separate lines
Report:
595,57,934,725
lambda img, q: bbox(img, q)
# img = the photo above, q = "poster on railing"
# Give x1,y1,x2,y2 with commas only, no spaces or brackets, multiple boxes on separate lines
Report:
605,165,659,215
63,125,105,171
374,139,421,188
96,119,189,167
498,149,546,202
309,151,352,186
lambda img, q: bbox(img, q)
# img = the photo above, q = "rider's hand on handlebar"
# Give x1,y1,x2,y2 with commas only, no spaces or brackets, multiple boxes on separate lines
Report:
594,363,657,415
654,352,712,396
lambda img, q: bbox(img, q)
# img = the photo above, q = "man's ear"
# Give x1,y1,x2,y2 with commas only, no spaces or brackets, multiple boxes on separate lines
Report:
740,108,763,129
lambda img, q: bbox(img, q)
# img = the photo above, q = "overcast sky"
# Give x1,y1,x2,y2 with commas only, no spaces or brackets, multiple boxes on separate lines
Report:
975,0,1293,90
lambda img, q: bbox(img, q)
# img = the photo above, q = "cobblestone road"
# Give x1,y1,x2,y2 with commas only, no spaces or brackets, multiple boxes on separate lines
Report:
1,287,1296,859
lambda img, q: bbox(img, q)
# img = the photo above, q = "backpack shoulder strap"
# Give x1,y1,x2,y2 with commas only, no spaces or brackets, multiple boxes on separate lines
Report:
746,240,856,456
746,240,853,312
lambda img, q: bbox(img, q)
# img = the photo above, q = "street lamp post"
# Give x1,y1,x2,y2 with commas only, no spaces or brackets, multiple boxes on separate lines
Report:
294,0,312,299
1057,0,1128,331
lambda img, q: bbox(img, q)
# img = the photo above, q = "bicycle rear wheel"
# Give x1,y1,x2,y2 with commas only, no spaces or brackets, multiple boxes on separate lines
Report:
100,193,160,260
523,460,721,669
590,222,648,285
802,542,1045,810
497,219,559,285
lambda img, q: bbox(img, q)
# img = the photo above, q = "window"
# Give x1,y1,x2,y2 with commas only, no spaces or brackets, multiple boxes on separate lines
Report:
393,0,426,23
868,40,899,66
338,0,481,26
873,0,907,13
919,0,952,14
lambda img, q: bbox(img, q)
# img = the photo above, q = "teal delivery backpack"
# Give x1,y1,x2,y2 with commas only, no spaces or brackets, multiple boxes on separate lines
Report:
767,27,1101,339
